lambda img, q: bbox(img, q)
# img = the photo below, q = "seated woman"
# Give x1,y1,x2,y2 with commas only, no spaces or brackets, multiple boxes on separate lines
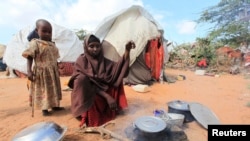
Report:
68,34,135,127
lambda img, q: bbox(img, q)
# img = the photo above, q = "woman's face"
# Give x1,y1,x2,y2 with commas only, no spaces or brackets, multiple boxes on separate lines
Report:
87,42,101,58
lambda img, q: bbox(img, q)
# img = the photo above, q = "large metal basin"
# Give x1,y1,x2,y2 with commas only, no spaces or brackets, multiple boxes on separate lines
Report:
12,121,67,141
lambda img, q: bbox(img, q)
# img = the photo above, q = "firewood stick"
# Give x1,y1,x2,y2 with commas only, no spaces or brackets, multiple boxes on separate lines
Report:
83,127,131,141
31,95,34,117
79,121,131,141
99,127,131,141
27,80,34,117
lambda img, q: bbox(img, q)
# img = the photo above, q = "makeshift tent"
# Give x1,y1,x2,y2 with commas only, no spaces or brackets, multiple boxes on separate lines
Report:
0,44,7,71
0,44,6,59
94,5,169,85
3,22,83,76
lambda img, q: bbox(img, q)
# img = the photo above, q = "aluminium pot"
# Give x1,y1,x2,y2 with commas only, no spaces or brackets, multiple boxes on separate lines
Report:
167,100,195,123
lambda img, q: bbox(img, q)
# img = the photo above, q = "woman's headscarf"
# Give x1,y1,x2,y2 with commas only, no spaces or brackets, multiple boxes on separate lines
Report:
70,34,130,91
83,34,105,76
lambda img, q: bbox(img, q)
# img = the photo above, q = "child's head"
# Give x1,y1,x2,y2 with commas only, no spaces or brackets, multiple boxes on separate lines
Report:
35,19,52,41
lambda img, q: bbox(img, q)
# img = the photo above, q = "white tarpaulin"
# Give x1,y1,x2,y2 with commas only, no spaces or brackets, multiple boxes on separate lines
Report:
3,22,83,74
94,5,164,66
0,44,6,58
94,5,168,84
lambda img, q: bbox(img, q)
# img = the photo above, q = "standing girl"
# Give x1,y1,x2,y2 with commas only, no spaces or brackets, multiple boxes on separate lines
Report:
22,19,64,116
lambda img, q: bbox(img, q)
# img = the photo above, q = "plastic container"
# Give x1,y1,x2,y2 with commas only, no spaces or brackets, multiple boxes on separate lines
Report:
164,113,185,128
132,84,150,93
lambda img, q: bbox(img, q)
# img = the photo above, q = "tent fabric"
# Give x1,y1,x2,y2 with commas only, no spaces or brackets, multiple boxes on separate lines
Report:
13,62,75,77
58,62,75,76
13,70,27,78
3,22,83,74
0,44,6,58
0,58,7,71
94,5,164,66
123,50,152,85
94,5,166,84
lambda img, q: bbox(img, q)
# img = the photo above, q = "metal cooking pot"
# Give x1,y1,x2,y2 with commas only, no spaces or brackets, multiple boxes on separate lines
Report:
12,121,67,141
167,100,195,123
134,116,167,133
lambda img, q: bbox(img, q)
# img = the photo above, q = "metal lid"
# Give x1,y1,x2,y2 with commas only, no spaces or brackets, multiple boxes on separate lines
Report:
167,100,189,111
189,102,220,129
134,116,166,133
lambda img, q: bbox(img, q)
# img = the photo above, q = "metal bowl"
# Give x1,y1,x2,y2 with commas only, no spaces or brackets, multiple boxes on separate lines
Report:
12,121,67,141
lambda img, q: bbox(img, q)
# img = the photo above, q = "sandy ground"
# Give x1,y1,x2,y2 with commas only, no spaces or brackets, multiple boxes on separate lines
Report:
0,68,250,141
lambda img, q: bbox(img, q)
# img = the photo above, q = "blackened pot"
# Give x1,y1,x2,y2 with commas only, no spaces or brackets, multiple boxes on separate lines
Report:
167,100,195,123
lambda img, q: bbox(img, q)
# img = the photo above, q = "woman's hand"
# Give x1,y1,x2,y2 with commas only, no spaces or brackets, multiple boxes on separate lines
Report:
106,95,117,110
125,41,136,51
98,90,118,110
124,41,136,60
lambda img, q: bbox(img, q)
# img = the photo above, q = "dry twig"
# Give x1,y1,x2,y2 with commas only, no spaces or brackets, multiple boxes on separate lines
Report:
77,120,131,141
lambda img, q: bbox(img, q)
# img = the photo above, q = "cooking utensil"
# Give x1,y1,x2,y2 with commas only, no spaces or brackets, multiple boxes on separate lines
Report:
164,113,185,128
189,102,220,129
134,116,166,133
12,121,67,141
167,100,195,122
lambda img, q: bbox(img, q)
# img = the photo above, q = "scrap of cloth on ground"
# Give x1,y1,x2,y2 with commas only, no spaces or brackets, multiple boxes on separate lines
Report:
68,34,129,127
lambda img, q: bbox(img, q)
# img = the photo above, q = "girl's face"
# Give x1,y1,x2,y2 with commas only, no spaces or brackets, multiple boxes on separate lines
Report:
36,23,52,41
87,42,101,58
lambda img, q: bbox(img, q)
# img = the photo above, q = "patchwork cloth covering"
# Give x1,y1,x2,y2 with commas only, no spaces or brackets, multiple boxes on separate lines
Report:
58,62,75,76
14,62,74,77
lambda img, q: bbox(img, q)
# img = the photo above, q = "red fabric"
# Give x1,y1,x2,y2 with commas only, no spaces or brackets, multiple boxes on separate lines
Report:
197,58,207,67
145,38,164,81
80,83,128,127
145,52,151,68
155,41,164,79
58,62,74,76
14,70,27,78
149,39,157,79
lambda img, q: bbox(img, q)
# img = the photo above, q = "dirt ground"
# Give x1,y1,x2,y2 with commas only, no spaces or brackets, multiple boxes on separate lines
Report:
0,68,250,141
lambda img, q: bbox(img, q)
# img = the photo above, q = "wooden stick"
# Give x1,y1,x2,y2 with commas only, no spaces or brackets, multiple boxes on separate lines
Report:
31,94,34,117
27,80,34,117
79,121,131,141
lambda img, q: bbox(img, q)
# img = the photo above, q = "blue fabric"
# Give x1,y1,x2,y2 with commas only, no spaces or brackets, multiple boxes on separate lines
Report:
0,58,7,71
27,29,39,41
